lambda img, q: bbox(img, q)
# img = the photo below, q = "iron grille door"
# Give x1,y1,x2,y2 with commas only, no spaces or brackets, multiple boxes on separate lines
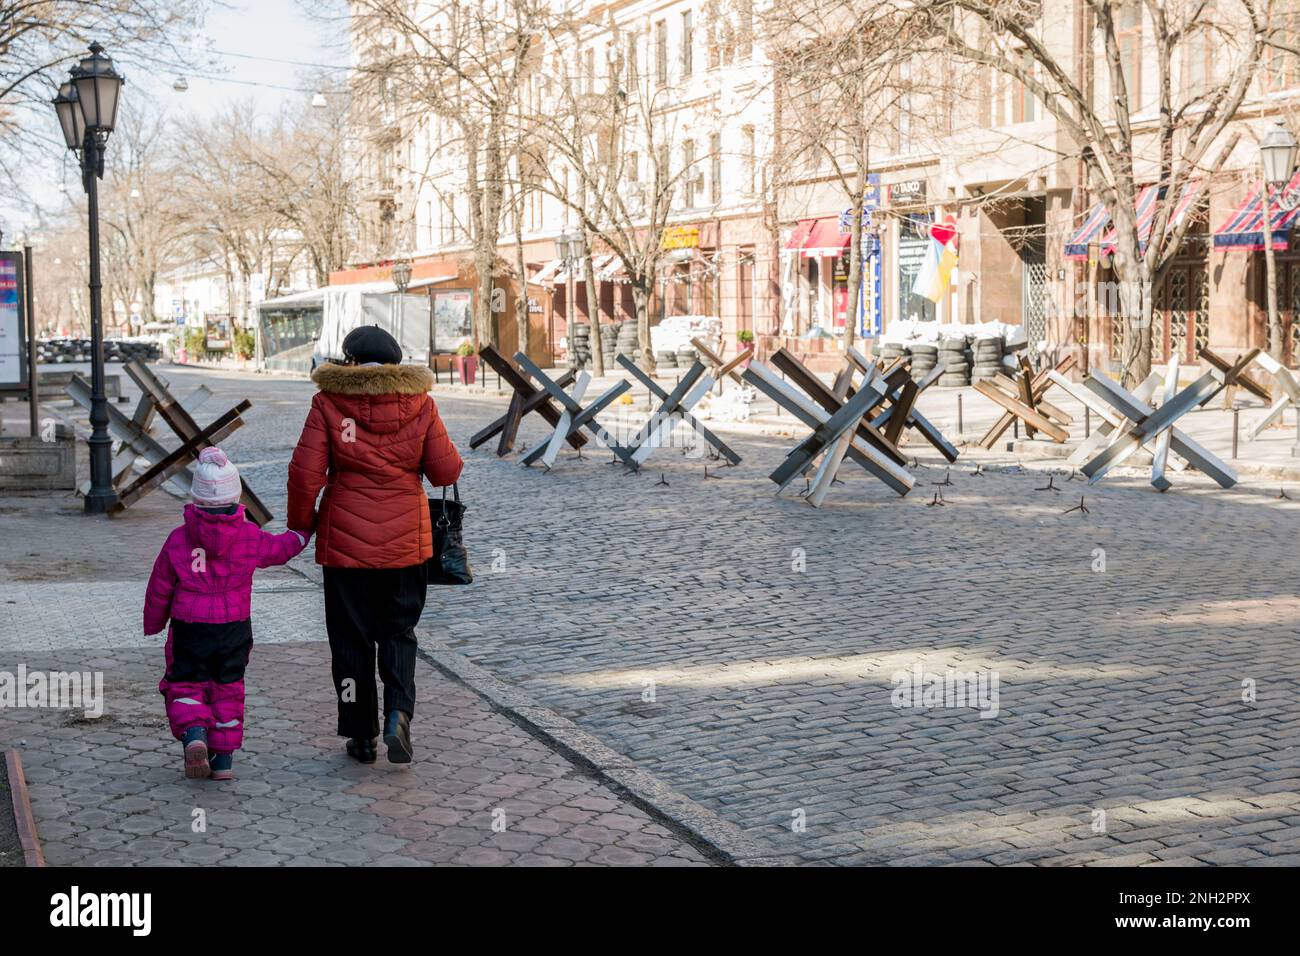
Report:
1021,229,1047,363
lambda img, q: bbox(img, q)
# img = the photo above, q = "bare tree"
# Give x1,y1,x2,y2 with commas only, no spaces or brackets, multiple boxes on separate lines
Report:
901,0,1269,383
240,87,359,287
94,104,189,329
524,15,709,373
353,0,547,349
0,1,206,190
763,1,920,348
173,102,296,328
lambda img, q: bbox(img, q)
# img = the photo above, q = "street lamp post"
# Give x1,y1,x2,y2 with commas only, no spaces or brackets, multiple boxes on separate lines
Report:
1258,121,1300,455
53,42,124,515
555,231,583,368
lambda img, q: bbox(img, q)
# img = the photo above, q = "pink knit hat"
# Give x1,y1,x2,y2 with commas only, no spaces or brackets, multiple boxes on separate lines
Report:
191,447,242,507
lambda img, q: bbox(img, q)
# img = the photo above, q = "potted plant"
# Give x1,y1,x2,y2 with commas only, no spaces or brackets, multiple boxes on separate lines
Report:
453,342,478,385
233,328,256,363
736,329,755,367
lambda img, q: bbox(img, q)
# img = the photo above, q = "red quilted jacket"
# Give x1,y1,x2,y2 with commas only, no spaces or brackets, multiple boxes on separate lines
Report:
287,362,463,568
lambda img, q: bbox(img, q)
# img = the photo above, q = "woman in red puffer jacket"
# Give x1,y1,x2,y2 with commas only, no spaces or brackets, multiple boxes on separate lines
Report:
288,325,462,766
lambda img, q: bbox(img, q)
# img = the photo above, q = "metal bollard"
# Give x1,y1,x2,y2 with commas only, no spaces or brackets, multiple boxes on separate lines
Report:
1084,406,1091,439
1233,408,1239,460
957,393,963,435
1014,420,1019,440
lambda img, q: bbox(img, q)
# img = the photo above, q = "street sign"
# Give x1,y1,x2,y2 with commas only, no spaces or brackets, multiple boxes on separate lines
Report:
0,251,29,389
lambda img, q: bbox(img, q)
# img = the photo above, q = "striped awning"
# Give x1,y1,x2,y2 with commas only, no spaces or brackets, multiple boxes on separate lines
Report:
1098,184,1159,252
553,253,618,285
1065,182,1200,260
596,254,628,283
531,258,564,285
1064,201,1112,260
1213,170,1300,251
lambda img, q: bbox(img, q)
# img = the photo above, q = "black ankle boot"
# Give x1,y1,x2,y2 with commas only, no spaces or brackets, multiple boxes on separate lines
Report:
383,711,412,764
346,737,377,764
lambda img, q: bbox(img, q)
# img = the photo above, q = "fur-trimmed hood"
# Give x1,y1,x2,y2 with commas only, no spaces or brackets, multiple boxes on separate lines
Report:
311,362,433,396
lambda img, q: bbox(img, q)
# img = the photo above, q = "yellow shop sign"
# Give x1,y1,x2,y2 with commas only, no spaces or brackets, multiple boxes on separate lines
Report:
661,225,700,250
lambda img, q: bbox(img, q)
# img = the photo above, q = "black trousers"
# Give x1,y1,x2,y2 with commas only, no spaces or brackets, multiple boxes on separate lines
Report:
323,563,428,739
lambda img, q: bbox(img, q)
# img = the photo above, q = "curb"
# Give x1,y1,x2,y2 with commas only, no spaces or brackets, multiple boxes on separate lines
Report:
414,633,771,866
4,749,45,867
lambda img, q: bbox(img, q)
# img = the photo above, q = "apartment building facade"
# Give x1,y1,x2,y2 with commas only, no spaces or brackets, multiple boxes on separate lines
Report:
345,0,1300,370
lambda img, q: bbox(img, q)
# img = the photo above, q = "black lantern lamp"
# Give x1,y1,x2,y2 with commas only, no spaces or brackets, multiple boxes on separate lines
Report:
51,43,125,514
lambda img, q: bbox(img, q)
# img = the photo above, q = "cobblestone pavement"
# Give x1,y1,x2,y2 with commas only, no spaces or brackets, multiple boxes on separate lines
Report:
4,363,1300,865
0,643,709,866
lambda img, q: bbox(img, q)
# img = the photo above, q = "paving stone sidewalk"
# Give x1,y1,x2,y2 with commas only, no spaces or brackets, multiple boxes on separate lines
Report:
0,641,712,866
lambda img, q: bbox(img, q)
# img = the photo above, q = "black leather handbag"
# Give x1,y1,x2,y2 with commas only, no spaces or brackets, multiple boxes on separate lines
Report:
427,483,472,585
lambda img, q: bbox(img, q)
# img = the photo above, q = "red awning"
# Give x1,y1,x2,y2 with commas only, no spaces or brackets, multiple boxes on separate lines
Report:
783,219,816,251
1213,170,1300,251
802,217,850,257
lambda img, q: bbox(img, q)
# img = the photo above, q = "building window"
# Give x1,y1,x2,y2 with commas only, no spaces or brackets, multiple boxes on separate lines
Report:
742,125,755,195
626,31,639,84
585,47,595,93
738,0,754,58
1185,25,1212,98
628,150,639,183
1117,2,1142,111
1266,1,1300,90
657,143,671,203
684,140,697,207
655,19,668,86
896,58,913,152
710,132,722,205
1012,55,1037,123
681,10,694,78
440,195,453,245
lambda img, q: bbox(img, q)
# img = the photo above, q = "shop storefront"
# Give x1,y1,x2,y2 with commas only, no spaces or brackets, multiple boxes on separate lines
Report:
883,178,935,327
895,213,936,325
1064,180,1206,366
1213,169,1300,365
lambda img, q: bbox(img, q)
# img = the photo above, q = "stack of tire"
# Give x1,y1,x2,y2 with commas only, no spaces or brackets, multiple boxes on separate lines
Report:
676,345,697,369
568,322,591,369
936,336,971,388
906,343,938,383
37,338,161,364
655,349,678,370
616,320,640,363
600,324,617,368
877,341,907,368
971,336,1005,382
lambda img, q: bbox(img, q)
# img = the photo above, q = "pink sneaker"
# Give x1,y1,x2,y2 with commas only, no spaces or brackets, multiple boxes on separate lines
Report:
184,739,210,779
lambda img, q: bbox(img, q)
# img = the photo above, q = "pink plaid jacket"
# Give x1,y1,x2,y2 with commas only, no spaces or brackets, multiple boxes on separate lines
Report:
143,504,308,635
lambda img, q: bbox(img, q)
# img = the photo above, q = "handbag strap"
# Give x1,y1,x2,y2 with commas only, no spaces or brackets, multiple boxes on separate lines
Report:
436,482,460,525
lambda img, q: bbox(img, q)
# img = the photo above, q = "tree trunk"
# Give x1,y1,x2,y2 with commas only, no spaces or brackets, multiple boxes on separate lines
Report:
845,201,863,351
581,235,605,377
632,282,653,374
513,224,530,362
474,252,495,349
1116,259,1152,386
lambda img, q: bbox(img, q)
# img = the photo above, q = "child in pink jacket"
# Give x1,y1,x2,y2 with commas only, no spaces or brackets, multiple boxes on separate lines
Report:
143,447,310,781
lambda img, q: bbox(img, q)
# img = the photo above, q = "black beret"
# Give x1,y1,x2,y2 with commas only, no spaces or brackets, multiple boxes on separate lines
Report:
342,325,403,365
